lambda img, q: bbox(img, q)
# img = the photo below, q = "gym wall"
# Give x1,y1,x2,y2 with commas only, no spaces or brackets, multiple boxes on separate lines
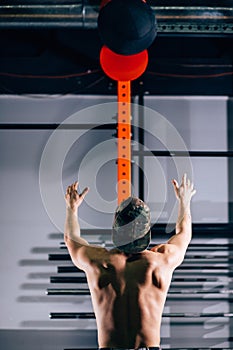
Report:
0,94,231,349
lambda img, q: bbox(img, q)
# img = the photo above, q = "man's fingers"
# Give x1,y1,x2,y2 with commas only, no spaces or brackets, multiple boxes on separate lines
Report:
191,189,196,196
81,187,89,199
172,179,179,197
182,173,187,185
66,181,89,198
172,179,179,189
71,182,76,191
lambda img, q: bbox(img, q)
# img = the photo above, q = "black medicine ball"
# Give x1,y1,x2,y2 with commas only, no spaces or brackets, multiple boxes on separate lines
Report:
98,0,157,55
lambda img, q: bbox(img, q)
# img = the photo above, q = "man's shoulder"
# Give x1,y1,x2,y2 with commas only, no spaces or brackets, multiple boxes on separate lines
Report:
149,243,178,260
149,243,185,269
150,243,172,253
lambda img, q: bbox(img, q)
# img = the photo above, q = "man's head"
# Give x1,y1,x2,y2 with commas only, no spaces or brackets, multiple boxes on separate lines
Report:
112,197,151,254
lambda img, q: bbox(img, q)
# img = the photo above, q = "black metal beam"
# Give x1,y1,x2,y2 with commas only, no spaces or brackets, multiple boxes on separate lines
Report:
49,253,233,262
133,150,233,157
0,123,116,130
49,311,233,319
138,85,145,201
1,1,233,34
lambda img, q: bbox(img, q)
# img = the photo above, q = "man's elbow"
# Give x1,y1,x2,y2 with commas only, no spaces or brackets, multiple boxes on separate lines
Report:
64,235,77,253
64,236,80,264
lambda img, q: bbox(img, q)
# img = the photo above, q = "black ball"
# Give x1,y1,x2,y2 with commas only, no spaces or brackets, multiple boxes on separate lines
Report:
98,0,157,55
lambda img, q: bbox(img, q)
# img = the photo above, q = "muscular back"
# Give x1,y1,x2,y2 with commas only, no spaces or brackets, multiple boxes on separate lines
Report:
84,248,175,349
64,176,195,348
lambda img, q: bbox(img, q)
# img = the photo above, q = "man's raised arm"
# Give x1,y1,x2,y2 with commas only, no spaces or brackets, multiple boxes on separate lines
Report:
64,181,89,246
166,174,196,267
64,181,96,270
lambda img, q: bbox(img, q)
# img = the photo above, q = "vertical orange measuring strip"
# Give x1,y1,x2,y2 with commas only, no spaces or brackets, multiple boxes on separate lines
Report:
117,80,131,204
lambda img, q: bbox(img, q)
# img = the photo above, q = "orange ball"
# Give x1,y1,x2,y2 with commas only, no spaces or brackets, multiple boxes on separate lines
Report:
100,46,148,81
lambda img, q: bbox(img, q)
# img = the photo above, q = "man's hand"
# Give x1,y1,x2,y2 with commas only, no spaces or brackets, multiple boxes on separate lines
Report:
172,173,196,206
65,181,89,212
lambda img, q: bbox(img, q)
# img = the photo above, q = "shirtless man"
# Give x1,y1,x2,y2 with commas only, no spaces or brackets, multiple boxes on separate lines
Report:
64,174,196,350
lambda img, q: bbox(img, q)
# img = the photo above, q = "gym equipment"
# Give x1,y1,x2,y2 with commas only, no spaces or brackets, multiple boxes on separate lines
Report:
49,312,233,319
98,0,157,55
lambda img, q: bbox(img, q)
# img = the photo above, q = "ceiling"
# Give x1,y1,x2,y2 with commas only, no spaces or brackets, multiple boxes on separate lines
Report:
0,0,233,96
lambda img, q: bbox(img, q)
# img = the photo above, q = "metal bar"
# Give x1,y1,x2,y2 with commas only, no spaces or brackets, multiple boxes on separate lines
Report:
50,312,95,319
49,254,71,261
60,241,233,249
50,276,87,283
1,3,233,33
46,288,233,299
46,288,90,295
1,0,233,6
49,253,233,262
0,123,115,130
133,150,233,157
58,266,82,273
50,223,233,235
138,85,145,201
57,266,233,277
49,311,233,319
180,264,233,269
117,81,131,204
228,96,233,350
60,245,233,253
50,276,233,284
228,98,233,222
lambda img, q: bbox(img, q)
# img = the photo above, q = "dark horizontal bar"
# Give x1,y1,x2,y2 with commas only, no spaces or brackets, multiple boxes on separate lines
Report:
49,254,71,261
0,123,115,130
58,266,81,273
57,251,233,260
1,2,233,34
46,288,233,299
61,241,233,247
2,0,233,8
57,265,233,275
59,246,232,252
2,0,233,7
50,312,95,319
49,312,233,319
168,289,233,294
49,253,233,263
51,224,233,237
60,241,233,250
50,276,231,284
54,224,233,237
46,288,90,296
187,256,233,259
50,276,87,283
180,264,233,269
55,264,233,271
133,150,233,157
